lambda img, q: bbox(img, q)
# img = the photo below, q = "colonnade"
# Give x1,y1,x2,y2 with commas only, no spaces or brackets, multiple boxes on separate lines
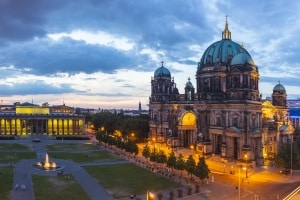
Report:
0,116,84,135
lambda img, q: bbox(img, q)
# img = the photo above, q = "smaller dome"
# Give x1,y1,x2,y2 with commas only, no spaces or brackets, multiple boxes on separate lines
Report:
230,52,255,66
154,62,171,78
273,82,286,93
185,77,194,89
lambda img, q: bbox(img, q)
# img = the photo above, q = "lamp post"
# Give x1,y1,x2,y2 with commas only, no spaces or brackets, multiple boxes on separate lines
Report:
238,168,241,200
291,138,293,174
244,154,248,178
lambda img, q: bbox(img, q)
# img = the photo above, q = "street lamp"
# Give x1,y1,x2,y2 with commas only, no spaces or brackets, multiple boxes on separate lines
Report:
239,168,241,200
244,154,248,178
147,191,154,200
291,138,293,174
238,167,247,200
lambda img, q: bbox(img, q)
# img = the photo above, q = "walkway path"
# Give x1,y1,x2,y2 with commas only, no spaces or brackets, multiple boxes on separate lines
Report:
9,137,115,200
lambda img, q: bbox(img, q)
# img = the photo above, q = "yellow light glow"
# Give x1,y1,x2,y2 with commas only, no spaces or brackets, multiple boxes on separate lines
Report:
16,106,50,114
181,112,196,126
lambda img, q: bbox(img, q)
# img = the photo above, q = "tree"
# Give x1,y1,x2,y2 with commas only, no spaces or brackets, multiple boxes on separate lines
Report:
150,148,158,162
125,140,139,155
175,153,185,176
274,143,294,170
195,156,210,184
142,145,151,160
185,155,196,179
167,151,177,173
157,150,167,170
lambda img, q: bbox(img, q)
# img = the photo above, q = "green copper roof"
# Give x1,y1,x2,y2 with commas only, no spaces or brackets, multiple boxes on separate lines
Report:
199,39,250,68
230,52,255,66
273,82,286,93
154,62,171,78
198,18,255,70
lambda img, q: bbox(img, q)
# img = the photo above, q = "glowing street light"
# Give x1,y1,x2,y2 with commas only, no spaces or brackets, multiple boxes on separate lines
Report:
147,191,154,200
238,167,247,200
244,154,248,178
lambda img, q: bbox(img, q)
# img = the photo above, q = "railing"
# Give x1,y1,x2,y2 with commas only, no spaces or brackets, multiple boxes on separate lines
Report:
283,185,300,200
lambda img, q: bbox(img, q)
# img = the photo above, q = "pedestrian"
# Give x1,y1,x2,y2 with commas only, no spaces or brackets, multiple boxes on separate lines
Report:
15,184,19,191
21,184,26,191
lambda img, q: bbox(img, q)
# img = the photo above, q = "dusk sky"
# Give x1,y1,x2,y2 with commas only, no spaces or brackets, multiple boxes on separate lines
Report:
0,0,300,109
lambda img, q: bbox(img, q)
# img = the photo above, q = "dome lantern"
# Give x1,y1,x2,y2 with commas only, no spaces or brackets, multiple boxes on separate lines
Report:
222,15,231,40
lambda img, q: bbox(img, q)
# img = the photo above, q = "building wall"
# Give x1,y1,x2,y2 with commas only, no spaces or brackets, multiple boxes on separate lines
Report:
0,115,85,135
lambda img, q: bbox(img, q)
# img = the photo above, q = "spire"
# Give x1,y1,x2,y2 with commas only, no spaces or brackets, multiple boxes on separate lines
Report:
161,60,164,67
222,15,231,40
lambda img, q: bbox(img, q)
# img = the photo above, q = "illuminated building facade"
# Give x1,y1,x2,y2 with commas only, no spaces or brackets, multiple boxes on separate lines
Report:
0,102,85,135
261,83,294,159
149,19,294,165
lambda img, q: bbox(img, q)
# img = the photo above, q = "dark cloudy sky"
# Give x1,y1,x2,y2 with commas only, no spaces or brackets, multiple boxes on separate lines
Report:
0,0,299,109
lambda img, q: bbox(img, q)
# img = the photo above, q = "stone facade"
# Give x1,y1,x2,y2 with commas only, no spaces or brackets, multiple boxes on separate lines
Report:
149,19,294,165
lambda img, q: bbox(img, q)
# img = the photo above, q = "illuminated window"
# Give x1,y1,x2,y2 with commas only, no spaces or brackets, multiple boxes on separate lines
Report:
181,112,196,126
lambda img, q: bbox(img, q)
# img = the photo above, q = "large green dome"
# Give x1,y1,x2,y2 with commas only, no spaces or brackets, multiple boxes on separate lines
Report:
198,18,255,70
199,40,250,68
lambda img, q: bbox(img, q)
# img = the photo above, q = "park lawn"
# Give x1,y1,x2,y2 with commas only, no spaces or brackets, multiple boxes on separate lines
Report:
0,143,32,150
0,167,14,200
0,152,36,163
49,150,120,162
46,143,99,151
32,174,89,200
84,163,180,199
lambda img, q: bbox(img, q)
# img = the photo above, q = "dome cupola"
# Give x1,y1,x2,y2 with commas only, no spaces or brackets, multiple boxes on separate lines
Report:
273,81,286,94
154,61,171,79
196,16,260,102
272,81,287,107
198,16,255,71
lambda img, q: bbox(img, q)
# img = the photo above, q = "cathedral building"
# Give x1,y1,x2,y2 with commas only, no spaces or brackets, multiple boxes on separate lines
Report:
149,19,294,165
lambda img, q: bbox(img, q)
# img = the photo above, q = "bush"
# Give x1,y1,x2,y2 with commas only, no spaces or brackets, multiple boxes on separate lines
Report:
56,136,90,140
195,184,200,193
187,186,192,195
169,190,174,200
177,188,183,198
157,192,163,200
0,136,16,140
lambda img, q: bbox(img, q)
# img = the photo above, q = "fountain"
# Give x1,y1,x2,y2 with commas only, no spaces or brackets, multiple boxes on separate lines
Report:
33,153,63,171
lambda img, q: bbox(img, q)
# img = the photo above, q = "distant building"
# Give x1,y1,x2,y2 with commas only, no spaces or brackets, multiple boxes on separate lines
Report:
0,102,85,135
149,18,294,165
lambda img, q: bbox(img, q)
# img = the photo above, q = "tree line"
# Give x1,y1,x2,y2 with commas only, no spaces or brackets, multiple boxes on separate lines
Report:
85,111,149,141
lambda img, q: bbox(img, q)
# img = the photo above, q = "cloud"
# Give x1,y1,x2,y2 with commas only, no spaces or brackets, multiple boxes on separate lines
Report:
0,80,76,96
0,0,300,108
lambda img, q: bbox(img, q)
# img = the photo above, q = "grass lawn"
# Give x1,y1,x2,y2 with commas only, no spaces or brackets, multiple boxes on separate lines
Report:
0,167,14,200
46,143,99,151
49,150,120,162
0,143,32,150
84,163,180,198
32,174,89,200
0,152,36,163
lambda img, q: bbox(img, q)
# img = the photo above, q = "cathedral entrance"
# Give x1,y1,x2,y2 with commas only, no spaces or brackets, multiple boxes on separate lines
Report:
182,130,193,147
178,112,197,148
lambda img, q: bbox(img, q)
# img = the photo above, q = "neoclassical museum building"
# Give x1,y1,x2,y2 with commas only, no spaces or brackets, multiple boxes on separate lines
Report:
0,102,85,135
149,19,294,165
